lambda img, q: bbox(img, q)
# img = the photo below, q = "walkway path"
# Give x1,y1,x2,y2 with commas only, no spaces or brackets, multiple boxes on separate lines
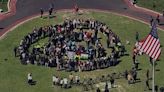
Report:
0,0,164,37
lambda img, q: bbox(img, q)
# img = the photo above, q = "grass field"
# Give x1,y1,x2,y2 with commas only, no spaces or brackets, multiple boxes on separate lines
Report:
0,0,8,12
137,0,164,13
0,11,164,92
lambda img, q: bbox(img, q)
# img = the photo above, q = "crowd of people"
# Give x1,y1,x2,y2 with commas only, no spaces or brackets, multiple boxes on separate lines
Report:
14,18,126,72
27,67,140,92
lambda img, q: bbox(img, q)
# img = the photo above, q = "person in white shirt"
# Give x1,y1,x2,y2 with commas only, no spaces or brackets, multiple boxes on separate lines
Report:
60,78,64,88
63,78,68,88
56,77,60,85
27,73,33,85
52,75,57,86
75,75,80,84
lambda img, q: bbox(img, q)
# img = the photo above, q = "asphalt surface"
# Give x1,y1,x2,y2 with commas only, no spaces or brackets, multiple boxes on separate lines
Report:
0,0,164,33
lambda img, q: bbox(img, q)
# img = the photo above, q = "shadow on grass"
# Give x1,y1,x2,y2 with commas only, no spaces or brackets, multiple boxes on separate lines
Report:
28,81,37,86
42,15,56,19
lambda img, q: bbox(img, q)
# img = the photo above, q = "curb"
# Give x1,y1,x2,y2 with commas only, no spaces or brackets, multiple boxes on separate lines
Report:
0,9,164,40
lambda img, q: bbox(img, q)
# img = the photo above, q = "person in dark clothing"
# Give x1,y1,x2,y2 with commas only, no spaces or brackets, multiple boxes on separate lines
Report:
96,87,101,92
149,57,153,65
144,79,150,91
14,46,17,57
155,85,158,92
132,54,136,64
156,14,160,23
146,69,150,80
110,75,114,88
49,7,53,18
150,16,154,26
104,87,109,92
135,32,139,41
132,69,137,82
107,38,110,48
160,87,164,92
40,8,44,18
94,29,98,39
134,62,139,70
105,82,108,89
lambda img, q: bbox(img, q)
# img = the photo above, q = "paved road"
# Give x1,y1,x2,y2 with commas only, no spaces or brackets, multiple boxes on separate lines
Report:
0,0,164,35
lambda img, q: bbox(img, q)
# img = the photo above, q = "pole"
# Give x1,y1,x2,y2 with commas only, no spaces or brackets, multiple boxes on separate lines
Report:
152,59,155,92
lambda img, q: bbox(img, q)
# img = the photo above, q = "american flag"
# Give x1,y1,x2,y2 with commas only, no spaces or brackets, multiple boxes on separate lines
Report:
139,22,161,60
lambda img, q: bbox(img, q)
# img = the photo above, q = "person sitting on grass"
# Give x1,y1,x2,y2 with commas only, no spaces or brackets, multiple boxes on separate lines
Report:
69,73,74,85
27,73,36,85
63,77,68,88
52,75,57,86
75,75,80,85
60,78,64,88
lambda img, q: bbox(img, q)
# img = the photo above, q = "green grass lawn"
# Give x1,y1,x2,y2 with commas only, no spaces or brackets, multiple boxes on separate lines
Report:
0,11,164,92
0,0,8,12
137,0,164,13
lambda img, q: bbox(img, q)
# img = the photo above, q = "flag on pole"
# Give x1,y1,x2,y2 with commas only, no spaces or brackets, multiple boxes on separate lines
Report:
139,22,161,60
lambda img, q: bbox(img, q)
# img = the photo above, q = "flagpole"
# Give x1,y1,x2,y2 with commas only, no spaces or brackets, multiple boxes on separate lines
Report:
152,59,155,92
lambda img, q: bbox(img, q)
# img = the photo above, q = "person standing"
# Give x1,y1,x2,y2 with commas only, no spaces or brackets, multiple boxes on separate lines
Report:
132,52,136,65
135,32,139,41
14,46,17,57
74,4,79,13
110,75,115,88
104,86,109,92
144,79,150,91
107,37,110,48
40,8,44,18
149,57,153,65
146,69,149,80
150,16,154,26
156,14,160,23
155,85,158,92
49,7,53,18
134,60,139,70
